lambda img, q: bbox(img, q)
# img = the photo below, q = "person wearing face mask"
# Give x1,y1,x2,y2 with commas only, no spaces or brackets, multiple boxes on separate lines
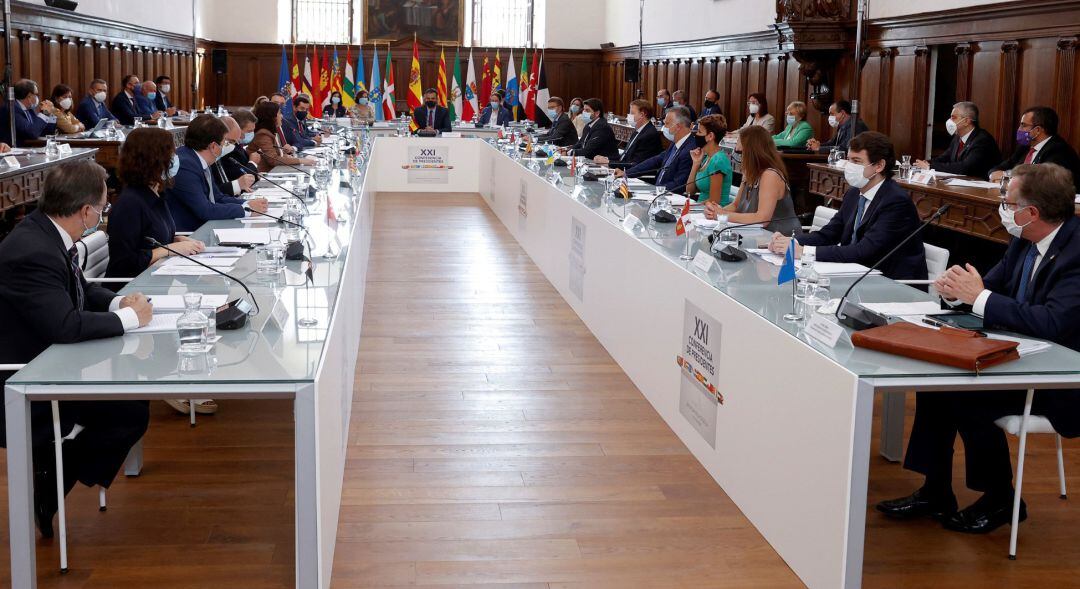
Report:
163,114,269,232
412,88,452,133
478,90,512,126
536,97,577,147
153,75,183,117
282,94,323,149
209,116,258,196
989,107,1080,192
879,163,1080,535
738,93,774,133
914,101,1000,178
328,91,348,118
706,125,800,234
700,90,722,118
568,97,587,136
0,159,154,539
221,108,261,180
617,106,694,192
655,88,671,119
76,79,118,129
49,84,85,135
593,99,661,168
769,131,927,281
110,74,142,126
564,98,620,161
772,101,813,149
806,99,867,153
349,90,376,124
247,101,317,173
0,78,57,147
670,90,697,122
134,80,165,121
685,115,734,207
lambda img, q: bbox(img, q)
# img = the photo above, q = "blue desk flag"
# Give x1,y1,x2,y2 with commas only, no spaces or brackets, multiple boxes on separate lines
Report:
778,238,797,285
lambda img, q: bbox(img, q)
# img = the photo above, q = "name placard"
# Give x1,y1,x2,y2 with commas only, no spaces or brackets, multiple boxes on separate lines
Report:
57,143,73,156
3,156,20,169
806,313,844,348
692,249,716,273
909,171,934,185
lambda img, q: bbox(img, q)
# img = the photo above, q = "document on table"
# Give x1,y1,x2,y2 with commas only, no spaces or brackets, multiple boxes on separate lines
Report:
160,257,238,268
861,302,952,316
626,178,650,188
151,266,222,276
629,193,689,207
128,313,181,334
989,334,1052,357
751,251,881,276
213,228,281,245
150,294,229,313
927,170,961,178
687,213,720,231
198,247,246,257
944,178,1000,189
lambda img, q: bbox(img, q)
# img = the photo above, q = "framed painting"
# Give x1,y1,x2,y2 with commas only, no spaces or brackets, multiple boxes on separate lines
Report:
363,0,464,43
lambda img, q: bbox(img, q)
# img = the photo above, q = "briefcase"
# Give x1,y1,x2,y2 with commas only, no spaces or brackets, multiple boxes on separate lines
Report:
851,322,1020,372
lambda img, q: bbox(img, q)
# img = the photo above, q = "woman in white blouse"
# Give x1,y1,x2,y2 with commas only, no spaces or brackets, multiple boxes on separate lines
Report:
740,93,775,133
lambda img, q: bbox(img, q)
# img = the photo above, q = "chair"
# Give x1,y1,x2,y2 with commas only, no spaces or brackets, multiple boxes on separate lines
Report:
995,399,1068,560
802,205,838,233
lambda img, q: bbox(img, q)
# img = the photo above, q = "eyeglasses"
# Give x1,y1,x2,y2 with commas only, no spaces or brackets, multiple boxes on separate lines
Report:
999,199,1027,211
91,203,111,217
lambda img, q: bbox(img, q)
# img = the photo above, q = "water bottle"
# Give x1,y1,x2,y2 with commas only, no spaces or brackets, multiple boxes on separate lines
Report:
794,250,820,302
900,155,912,180
807,276,831,314
999,171,1012,199
176,293,209,353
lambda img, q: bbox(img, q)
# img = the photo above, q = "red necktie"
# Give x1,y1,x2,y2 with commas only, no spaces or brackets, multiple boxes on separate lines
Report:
956,139,965,158
1024,147,1036,164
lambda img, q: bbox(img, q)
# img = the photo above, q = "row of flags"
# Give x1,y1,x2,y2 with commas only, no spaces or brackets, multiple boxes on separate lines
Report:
277,39,550,125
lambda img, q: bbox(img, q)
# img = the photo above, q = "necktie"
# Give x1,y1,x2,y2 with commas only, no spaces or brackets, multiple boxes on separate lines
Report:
1015,245,1039,302
624,130,639,157
849,195,868,245
656,144,680,185
1024,147,1036,164
956,138,965,158
67,245,85,311
428,109,434,128
203,167,217,203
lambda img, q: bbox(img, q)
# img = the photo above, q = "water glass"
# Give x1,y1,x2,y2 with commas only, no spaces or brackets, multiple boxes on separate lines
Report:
133,117,143,128
267,240,286,272
807,277,831,314
255,245,277,276
999,171,1012,199
44,136,59,159
718,228,739,249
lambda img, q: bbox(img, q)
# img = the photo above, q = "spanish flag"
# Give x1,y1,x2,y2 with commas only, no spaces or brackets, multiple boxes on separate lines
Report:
407,35,423,132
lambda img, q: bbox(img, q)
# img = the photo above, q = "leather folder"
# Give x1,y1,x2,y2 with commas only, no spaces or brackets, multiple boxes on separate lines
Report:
851,322,1020,372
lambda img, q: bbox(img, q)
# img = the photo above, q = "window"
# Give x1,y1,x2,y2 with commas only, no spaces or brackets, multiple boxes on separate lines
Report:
293,0,352,44
471,0,536,48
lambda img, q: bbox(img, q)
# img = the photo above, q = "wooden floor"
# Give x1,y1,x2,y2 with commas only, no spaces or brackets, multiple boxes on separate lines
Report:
0,191,1076,587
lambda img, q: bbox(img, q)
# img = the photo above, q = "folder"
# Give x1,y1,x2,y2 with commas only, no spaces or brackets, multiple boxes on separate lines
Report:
851,322,1020,372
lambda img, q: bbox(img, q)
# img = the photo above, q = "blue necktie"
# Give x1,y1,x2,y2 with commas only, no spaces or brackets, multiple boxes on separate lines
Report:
1016,245,1039,302
656,145,679,185
849,195,868,245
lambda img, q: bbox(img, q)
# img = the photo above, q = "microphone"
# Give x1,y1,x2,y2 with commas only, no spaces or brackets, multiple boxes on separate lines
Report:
243,206,310,260
145,237,260,330
834,203,952,330
251,173,311,213
705,212,815,262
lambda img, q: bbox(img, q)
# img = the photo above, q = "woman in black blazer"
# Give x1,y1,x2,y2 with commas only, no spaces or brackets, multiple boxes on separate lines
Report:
327,91,348,118
106,127,205,278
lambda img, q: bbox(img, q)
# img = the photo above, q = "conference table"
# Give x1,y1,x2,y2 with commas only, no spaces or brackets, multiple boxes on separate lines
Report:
0,147,98,213
26,125,187,171
7,135,1080,588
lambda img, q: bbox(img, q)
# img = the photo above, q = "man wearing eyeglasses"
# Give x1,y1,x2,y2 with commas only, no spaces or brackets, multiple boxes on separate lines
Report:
164,114,268,232
878,163,1080,534
0,78,57,147
989,107,1080,192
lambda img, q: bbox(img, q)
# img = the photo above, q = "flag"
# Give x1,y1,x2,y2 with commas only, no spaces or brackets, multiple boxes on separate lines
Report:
355,45,367,96
342,45,356,107
479,52,491,107
518,50,530,120
277,46,294,117
383,46,397,119
492,49,502,91
437,46,448,108
369,44,383,121
618,179,631,202
675,200,690,236
290,45,302,95
526,49,540,121
505,49,518,120
534,51,551,127
407,36,423,117
333,46,344,93
777,237,798,285
326,196,339,232
310,45,323,117
449,47,462,122
463,49,478,121
317,45,331,116
302,46,313,95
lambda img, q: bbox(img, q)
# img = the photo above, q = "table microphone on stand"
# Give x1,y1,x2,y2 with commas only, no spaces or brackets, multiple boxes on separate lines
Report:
146,237,260,330
244,206,312,260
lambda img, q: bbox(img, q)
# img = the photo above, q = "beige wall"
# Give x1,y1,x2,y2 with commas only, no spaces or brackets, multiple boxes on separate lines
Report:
869,0,1016,19
27,0,195,36
604,0,774,48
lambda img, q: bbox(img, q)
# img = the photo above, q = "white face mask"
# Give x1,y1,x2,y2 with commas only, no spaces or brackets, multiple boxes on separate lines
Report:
662,126,675,142
59,97,73,110
580,111,593,123
945,118,958,136
627,112,635,124
94,91,107,103
160,84,171,95
785,114,796,126
998,204,1032,238
843,161,872,189
748,103,760,115
828,115,839,128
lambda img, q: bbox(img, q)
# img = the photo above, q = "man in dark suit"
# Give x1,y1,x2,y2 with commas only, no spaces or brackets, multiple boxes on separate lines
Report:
700,90,722,118
807,100,868,154
565,98,620,161
76,79,117,129
770,131,927,281
594,99,663,169
163,114,268,232
0,79,57,147
134,80,165,121
412,88,452,133
915,101,1000,179
655,88,671,120
110,74,142,126
0,159,153,537
153,75,183,117
671,90,697,122
223,108,262,180
282,94,322,149
990,106,1080,192
618,105,694,192
537,96,577,147
878,163,1080,534
211,116,257,197
479,90,512,126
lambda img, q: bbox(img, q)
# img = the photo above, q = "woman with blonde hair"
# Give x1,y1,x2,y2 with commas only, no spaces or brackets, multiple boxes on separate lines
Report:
773,101,814,148
705,125,800,234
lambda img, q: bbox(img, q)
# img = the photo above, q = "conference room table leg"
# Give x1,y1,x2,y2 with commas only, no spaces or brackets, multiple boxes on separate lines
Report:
5,384,38,589
293,382,320,588
879,391,907,462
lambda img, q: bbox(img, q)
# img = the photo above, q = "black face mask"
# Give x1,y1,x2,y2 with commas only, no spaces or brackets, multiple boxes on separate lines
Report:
703,100,715,109
296,111,308,120
694,134,708,148
425,100,437,108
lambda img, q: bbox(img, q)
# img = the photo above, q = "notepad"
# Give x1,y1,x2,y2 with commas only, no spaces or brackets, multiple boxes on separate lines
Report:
149,295,229,313
128,313,181,334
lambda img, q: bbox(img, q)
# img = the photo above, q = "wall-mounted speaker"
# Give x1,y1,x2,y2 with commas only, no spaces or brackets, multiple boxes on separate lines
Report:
45,0,78,10
624,59,640,83
211,49,227,75
600,42,615,50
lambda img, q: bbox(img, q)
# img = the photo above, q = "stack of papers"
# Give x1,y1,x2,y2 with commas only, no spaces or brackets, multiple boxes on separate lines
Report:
861,302,951,316
944,178,1000,189
992,334,1052,357
149,294,229,313
198,247,245,258
160,257,238,268
213,228,281,245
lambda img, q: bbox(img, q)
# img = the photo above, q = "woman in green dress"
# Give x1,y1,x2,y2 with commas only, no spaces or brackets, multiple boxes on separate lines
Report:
685,115,734,206
772,101,814,149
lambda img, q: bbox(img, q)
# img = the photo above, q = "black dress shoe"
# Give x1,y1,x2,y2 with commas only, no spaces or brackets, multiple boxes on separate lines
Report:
876,487,958,521
943,494,1026,534
33,469,57,539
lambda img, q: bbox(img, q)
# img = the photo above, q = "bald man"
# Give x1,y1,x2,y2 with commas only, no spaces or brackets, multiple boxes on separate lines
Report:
211,116,257,196
135,81,164,121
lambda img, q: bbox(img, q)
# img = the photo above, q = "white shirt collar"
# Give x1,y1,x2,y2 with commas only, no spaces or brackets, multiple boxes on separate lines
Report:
197,151,210,170
860,178,885,203
48,216,76,251
1034,222,1062,258
634,120,647,132
1032,136,1052,154
673,133,690,150
960,129,974,144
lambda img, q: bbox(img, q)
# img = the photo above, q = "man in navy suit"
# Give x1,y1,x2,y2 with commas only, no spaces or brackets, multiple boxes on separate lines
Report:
878,163,1080,534
915,101,1000,179
163,115,268,232
282,94,322,149
0,79,57,147
537,97,578,147
564,98,621,162
807,100,868,154
700,89,722,118
75,79,117,129
153,75,184,116
110,74,142,126
670,90,697,122
594,99,663,169
618,105,694,192
478,90,512,126
769,131,927,281
412,88,452,133
134,80,165,121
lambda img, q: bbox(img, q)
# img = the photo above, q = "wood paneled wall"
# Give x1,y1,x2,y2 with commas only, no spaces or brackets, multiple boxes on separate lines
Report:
197,38,600,116
597,0,1080,163
0,1,198,112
